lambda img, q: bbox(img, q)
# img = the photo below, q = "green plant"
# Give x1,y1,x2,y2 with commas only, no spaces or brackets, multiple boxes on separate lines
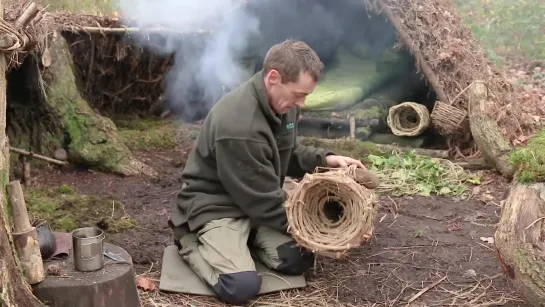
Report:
365,151,480,197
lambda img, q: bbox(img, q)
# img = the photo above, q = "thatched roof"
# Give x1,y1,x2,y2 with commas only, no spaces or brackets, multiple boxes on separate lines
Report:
365,0,527,143
8,0,534,151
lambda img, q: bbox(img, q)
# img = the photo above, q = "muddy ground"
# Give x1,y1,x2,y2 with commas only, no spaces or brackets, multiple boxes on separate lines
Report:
22,128,529,307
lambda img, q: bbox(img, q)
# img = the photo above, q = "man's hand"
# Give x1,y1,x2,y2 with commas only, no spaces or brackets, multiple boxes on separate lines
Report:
325,155,365,169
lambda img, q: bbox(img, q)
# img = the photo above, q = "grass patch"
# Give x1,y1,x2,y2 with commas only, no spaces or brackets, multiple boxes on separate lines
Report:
509,129,545,183
116,119,180,150
25,184,136,233
366,151,480,198
456,0,545,64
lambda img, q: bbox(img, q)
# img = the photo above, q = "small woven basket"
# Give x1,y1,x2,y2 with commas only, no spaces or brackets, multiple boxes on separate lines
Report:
285,166,379,259
386,102,431,137
430,100,468,135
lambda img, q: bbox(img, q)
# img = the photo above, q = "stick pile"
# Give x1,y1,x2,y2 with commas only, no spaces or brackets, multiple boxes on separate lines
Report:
286,166,379,259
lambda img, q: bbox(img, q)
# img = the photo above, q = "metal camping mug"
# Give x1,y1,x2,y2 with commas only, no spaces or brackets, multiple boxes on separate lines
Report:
72,227,105,272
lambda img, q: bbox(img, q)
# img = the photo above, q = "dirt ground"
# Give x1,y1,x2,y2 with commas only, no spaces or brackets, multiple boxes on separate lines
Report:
26,131,529,307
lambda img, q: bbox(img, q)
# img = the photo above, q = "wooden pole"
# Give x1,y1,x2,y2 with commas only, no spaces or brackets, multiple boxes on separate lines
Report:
10,146,67,166
20,155,31,188
7,181,45,285
376,2,450,104
61,26,212,36
349,115,356,139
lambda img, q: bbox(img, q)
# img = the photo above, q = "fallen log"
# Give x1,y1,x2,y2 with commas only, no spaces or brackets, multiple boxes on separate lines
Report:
374,144,449,159
468,81,514,177
299,136,449,159
494,182,545,306
297,116,381,130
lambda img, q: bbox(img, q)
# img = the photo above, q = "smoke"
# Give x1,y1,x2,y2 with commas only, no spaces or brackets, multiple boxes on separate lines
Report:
115,0,399,120
117,0,260,120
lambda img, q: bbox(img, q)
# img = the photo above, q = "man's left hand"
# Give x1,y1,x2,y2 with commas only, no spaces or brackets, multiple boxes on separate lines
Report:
325,155,365,169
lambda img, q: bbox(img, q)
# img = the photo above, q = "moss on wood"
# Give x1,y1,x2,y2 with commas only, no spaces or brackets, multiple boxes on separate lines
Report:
40,32,155,176
509,129,545,183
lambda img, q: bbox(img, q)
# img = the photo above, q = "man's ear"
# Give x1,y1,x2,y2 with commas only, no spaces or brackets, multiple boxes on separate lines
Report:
267,69,281,85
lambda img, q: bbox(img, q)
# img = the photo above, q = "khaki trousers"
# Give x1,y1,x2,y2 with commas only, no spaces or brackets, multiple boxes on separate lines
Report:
176,217,314,305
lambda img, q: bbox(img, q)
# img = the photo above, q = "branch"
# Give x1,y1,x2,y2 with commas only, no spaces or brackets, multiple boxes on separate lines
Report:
9,147,67,166
60,26,212,36
15,2,39,29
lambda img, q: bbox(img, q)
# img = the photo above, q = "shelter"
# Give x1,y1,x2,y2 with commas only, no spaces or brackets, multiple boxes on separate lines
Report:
5,0,530,175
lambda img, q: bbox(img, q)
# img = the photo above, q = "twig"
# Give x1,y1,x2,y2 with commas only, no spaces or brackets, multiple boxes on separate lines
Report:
406,275,447,304
9,147,67,166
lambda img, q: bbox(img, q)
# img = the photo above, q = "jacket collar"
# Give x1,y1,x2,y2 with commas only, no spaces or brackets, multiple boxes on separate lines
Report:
251,70,282,127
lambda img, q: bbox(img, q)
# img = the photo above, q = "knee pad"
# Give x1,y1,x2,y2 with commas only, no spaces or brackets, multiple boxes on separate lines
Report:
276,241,315,275
212,271,262,305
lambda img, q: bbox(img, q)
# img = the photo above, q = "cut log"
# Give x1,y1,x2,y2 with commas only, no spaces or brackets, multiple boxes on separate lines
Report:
468,81,514,177
7,180,45,285
6,31,157,177
494,182,545,306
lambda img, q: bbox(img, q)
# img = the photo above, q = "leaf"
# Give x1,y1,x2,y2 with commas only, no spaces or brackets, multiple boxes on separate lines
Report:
466,177,481,185
439,187,452,195
136,276,157,291
367,154,384,166
417,184,432,196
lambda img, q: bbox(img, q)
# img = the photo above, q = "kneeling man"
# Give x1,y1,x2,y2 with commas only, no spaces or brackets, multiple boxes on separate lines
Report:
168,39,365,305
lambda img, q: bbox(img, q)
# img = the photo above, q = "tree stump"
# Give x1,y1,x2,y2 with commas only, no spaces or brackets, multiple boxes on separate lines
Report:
32,243,141,307
7,31,157,177
494,182,545,306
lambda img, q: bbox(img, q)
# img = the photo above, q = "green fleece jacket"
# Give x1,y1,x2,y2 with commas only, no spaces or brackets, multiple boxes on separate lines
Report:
169,71,334,233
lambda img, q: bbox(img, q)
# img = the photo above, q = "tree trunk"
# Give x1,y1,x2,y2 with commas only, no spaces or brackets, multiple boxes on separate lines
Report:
7,31,156,177
468,81,514,177
494,183,545,306
0,0,44,304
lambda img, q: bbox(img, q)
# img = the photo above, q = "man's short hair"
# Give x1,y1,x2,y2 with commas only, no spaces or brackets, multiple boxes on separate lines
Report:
262,39,324,84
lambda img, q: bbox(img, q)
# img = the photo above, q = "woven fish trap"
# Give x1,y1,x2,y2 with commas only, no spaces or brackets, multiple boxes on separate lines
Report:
285,166,379,259
430,100,468,135
386,102,431,137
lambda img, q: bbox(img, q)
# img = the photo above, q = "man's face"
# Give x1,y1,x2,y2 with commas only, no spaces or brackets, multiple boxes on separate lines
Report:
264,70,317,115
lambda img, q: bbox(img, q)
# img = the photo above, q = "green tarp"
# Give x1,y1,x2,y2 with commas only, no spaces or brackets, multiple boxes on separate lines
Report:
302,44,414,112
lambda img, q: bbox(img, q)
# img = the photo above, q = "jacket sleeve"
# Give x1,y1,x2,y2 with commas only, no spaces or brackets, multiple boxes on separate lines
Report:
215,137,288,233
287,137,335,178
